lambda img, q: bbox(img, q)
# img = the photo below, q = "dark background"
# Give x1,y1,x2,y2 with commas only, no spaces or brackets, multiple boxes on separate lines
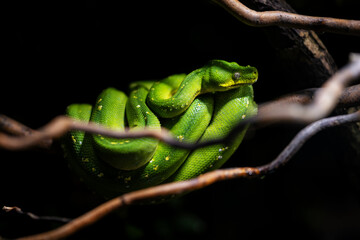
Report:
1,0,360,239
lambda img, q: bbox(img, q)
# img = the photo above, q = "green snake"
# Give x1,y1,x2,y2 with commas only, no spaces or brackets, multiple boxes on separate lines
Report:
62,60,258,198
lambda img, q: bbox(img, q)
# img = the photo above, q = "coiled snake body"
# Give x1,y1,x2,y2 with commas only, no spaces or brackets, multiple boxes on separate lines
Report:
62,60,258,198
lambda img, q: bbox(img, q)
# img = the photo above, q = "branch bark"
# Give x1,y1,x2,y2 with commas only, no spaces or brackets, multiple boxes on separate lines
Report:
240,0,338,88
17,110,360,240
1,57,359,151
214,0,360,36
255,57,360,123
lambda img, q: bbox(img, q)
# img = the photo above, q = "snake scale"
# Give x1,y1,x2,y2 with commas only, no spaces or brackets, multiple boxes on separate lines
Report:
62,60,258,198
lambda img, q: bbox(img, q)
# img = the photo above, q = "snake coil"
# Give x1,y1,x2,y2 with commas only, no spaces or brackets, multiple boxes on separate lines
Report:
62,60,258,198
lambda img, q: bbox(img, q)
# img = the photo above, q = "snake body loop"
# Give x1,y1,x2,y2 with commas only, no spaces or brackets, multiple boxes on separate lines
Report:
62,60,258,198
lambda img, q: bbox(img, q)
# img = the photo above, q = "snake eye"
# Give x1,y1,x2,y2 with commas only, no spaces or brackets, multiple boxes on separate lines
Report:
233,72,241,80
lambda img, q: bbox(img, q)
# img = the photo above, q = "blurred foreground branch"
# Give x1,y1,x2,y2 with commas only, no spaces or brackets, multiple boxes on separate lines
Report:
1,57,359,239
17,110,360,240
1,56,359,151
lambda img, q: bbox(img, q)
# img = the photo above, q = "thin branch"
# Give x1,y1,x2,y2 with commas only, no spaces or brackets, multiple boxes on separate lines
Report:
248,57,360,124
0,116,33,136
1,79,360,152
2,206,71,223
259,84,360,117
0,116,183,151
214,0,360,35
0,55,359,151
258,110,360,173
18,110,360,240
0,115,52,148
223,58,360,144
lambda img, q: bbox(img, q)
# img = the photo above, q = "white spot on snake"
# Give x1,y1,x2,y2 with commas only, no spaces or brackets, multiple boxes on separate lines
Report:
97,98,102,103
97,172,104,178
124,176,131,183
145,174,149,178
150,158,155,163
71,135,76,143
165,156,170,161
92,167,96,172
97,105,103,111
136,105,140,108
82,158,89,163
242,114,246,119
217,155,223,160
153,165,159,171
177,135,184,142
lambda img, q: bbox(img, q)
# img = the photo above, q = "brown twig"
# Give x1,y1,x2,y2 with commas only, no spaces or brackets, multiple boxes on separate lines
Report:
214,0,360,35
0,116,187,151
0,115,33,136
253,57,360,124
1,84,360,152
2,206,71,223
2,57,358,152
1,58,358,240
0,55,359,151
259,84,360,116
17,110,360,240
0,115,52,148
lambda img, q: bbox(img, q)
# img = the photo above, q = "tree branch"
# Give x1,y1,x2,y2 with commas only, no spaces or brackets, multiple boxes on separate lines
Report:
17,110,360,240
254,57,360,124
5,55,359,151
214,0,360,35
2,206,71,223
1,61,359,151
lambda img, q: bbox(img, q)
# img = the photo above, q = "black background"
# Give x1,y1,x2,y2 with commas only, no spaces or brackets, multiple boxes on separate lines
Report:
1,0,360,239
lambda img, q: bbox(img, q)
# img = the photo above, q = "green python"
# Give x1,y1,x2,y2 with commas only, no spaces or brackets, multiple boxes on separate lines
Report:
62,60,258,198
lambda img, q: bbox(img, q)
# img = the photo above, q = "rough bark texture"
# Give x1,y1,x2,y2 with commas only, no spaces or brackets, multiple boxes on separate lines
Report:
243,0,360,161
243,0,338,88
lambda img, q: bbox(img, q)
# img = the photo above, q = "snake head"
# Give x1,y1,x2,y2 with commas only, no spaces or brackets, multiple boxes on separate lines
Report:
203,60,258,92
